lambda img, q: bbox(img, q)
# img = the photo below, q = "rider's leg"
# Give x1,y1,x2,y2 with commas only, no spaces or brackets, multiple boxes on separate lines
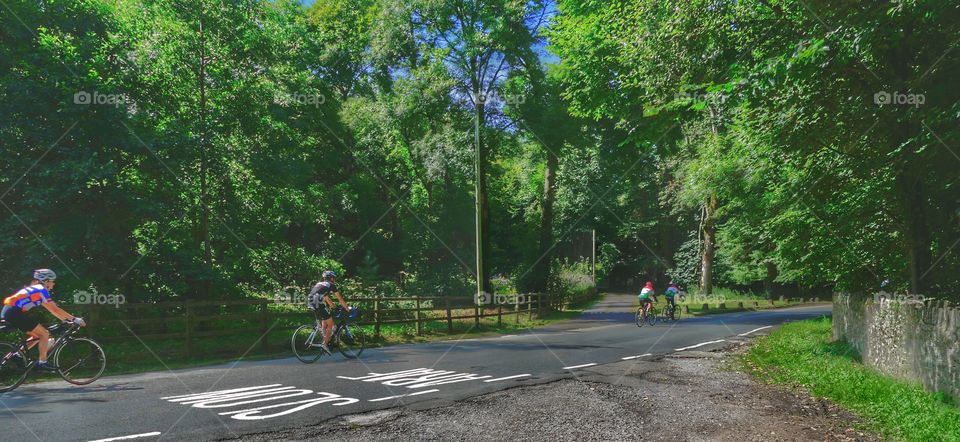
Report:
321,318,334,345
28,325,50,362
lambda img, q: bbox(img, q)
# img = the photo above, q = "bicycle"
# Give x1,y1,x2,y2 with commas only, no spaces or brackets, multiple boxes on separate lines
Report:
662,300,681,321
635,302,658,327
292,307,366,363
0,321,106,392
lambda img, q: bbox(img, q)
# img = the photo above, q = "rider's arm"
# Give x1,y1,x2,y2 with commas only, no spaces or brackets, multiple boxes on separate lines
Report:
334,291,349,310
42,302,84,325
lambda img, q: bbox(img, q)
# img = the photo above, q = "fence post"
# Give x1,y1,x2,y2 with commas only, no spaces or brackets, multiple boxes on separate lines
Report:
497,300,502,326
374,297,381,338
184,301,193,358
260,300,269,353
515,295,520,324
445,296,453,334
474,300,480,328
415,294,422,336
527,294,532,321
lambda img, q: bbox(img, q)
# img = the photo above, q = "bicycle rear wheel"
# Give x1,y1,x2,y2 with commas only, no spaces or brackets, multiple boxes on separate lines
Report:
292,324,325,363
0,343,28,392
337,324,366,359
54,338,106,385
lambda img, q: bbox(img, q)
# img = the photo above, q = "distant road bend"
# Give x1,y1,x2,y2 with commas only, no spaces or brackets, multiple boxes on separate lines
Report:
0,294,831,442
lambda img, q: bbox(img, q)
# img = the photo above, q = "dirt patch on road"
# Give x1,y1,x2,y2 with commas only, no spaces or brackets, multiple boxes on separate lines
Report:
231,343,879,442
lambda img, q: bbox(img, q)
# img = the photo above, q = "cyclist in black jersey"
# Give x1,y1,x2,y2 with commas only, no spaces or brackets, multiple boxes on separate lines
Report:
307,270,351,354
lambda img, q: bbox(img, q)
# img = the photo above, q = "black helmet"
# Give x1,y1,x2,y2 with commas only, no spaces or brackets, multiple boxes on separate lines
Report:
322,270,337,280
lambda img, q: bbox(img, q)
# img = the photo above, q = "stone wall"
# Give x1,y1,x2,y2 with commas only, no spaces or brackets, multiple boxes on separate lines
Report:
833,293,960,399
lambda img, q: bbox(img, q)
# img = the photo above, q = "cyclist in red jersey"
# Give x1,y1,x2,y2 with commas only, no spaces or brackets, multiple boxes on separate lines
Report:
1,269,85,372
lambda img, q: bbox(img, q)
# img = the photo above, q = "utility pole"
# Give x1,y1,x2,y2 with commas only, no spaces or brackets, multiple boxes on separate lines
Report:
592,229,596,285
474,94,484,305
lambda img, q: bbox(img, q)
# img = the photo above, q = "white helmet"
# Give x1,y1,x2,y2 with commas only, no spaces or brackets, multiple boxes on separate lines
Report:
33,269,57,282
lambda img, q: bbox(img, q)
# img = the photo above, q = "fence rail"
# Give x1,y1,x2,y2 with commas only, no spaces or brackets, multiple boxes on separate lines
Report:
58,293,556,358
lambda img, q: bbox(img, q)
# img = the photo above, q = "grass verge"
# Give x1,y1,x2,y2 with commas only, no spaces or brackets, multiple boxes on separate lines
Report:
741,316,960,442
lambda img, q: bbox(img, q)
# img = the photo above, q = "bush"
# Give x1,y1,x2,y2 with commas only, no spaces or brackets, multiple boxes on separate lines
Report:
548,258,597,308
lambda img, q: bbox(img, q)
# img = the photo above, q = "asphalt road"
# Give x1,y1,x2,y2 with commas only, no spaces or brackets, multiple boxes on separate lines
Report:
0,295,831,442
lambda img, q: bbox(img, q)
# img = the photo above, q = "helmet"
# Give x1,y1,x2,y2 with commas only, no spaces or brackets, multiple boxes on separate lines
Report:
322,270,337,280
33,269,57,282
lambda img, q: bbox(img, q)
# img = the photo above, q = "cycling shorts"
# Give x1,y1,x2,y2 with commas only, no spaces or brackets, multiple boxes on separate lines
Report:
1,305,39,332
311,303,332,320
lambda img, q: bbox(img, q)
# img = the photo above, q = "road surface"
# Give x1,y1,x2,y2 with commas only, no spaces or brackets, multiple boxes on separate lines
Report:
0,295,831,441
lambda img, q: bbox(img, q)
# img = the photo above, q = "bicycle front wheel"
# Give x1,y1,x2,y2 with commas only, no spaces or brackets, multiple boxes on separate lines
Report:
337,324,366,359
0,342,28,392
292,324,324,363
635,307,645,327
54,338,106,385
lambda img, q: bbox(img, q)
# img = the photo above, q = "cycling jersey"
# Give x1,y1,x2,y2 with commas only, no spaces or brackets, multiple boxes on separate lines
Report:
307,281,338,319
664,287,679,298
638,287,654,300
3,284,52,312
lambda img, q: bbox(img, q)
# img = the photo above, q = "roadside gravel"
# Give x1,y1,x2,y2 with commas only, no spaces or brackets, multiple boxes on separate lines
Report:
231,340,880,442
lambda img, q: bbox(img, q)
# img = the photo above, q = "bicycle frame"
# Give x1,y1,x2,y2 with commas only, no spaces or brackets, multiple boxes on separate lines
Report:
13,323,79,363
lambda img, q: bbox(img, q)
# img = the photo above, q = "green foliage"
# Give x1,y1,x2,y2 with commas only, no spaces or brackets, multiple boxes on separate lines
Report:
2,0,957,307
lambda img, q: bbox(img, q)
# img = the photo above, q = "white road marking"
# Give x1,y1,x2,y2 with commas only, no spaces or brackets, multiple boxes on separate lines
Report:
484,374,531,382
675,340,726,351
562,363,597,370
620,353,652,360
87,432,161,442
500,334,517,338
738,326,773,336
368,389,439,402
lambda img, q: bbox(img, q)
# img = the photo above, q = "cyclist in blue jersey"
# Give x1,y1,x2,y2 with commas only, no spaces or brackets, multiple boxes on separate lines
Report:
307,270,351,354
1,269,85,372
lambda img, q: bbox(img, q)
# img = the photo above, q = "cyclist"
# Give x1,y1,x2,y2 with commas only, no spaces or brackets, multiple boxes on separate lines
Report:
1,269,85,372
638,281,657,317
307,270,351,354
664,282,680,319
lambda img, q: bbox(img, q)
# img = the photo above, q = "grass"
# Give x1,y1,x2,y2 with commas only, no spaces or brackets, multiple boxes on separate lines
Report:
741,316,960,442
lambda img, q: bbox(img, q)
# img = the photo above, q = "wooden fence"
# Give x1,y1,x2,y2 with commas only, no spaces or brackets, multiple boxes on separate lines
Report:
61,293,556,359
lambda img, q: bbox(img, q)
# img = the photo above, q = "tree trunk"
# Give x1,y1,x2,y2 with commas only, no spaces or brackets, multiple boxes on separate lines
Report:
700,194,717,295
764,261,778,299
896,168,931,294
197,13,212,298
530,149,558,291
475,99,490,295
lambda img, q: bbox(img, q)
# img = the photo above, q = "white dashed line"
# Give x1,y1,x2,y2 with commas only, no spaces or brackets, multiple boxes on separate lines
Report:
738,326,773,336
620,353,652,360
500,335,517,338
368,389,439,402
484,374,531,382
87,432,162,442
562,363,597,370
675,340,726,351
